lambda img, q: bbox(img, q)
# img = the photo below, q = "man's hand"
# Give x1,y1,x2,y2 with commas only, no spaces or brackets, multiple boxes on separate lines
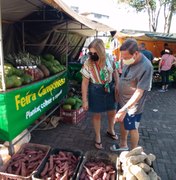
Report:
114,108,127,122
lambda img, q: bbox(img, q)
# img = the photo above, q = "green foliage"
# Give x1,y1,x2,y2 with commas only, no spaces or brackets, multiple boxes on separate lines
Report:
129,0,156,12
116,0,176,32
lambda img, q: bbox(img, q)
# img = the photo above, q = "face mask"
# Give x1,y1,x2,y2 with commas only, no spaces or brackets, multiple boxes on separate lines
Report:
89,52,99,61
123,57,135,65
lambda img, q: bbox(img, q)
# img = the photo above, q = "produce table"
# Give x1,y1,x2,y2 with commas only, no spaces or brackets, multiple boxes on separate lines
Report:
0,71,68,142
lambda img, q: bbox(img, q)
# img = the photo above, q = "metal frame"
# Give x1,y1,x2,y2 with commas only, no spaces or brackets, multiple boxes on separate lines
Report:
0,0,6,91
0,2,101,155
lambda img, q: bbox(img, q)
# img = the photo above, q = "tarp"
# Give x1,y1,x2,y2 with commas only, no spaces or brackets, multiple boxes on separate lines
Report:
114,29,176,58
1,0,115,60
2,0,115,35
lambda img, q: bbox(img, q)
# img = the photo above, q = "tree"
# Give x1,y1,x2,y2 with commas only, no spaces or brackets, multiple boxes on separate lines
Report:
163,0,176,33
129,0,163,32
115,0,176,33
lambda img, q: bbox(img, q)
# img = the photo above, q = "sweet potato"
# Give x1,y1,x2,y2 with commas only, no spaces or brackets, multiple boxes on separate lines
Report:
21,162,27,176
92,167,103,179
41,162,49,177
84,165,93,177
49,155,54,170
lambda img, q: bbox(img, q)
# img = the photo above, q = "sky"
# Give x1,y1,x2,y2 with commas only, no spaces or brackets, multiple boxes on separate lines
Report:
62,0,176,33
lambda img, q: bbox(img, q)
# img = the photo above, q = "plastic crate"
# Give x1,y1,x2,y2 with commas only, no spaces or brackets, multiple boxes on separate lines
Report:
0,143,51,180
76,150,119,180
32,148,83,180
60,107,86,124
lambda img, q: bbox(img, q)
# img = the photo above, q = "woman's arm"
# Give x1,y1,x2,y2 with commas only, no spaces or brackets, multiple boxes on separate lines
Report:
113,66,119,102
81,76,89,111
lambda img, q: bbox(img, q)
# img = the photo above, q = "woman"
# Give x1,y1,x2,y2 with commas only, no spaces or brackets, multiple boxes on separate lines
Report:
80,38,119,149
158,49,176,92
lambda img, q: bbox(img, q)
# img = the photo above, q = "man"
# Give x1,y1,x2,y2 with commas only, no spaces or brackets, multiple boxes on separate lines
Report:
110,38,153,151
139,42,154,63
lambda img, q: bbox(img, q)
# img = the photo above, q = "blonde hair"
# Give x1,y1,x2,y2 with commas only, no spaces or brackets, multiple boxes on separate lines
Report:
88,38,106,67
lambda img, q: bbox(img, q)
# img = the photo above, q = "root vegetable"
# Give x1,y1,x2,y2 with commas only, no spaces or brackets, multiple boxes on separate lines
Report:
84,165,93,177
128,154,147,164
147,153,156,161
21,162,27,176
92,167,103,179
148,168,158,180
119,151,129,163
138,162,151,173
129,165,150,180
125,171,137,180
41,162,49,177
125,147,143,157
49,155,54,170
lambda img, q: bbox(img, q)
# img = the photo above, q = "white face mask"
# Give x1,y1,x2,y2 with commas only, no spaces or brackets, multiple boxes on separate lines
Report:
123,57,135,65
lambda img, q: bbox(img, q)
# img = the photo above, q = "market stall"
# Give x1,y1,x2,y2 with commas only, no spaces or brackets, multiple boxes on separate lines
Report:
114,29,176,58
0,0,115,152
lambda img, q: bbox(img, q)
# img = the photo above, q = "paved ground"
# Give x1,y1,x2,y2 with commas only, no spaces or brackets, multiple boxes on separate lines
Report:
31,84,176,180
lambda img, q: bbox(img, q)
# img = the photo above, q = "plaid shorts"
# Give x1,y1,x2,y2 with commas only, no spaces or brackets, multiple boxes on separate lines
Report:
124,113,142,130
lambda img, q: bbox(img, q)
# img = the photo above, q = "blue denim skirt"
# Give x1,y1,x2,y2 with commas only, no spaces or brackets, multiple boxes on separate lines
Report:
88,82,116,113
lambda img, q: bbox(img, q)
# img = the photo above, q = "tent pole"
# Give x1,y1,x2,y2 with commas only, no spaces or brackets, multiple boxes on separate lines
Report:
0,0,6,91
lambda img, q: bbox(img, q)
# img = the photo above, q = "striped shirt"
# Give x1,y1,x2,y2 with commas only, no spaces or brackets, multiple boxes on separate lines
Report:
80,55,114,84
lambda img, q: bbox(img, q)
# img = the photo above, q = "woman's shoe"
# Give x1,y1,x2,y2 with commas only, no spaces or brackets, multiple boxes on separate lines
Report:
110,144,129,152
95,141,103,150
106,131,118,140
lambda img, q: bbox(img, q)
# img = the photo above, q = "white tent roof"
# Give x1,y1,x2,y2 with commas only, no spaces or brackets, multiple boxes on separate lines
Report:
2,0,115,35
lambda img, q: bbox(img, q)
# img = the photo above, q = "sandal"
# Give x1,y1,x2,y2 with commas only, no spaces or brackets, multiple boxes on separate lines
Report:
95,142,103,150
110,144,129,152
106,131,118,140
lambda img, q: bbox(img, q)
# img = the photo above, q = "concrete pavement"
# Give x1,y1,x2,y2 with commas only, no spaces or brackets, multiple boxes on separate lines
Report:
31,85,176,180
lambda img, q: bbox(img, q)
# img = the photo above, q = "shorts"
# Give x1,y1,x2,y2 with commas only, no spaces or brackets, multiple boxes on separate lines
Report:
124,113,142,130
88,82,116,113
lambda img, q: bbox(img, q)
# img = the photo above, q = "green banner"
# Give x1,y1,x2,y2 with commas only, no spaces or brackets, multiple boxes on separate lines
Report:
0,71,68,141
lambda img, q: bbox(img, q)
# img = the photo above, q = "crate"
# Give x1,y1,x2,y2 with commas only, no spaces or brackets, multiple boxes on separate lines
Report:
60,107,86,124
32,148,83,180
76,150,119,180
0,143,51,180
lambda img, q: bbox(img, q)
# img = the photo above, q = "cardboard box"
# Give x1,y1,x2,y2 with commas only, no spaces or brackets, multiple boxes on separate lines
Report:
60,107,86,124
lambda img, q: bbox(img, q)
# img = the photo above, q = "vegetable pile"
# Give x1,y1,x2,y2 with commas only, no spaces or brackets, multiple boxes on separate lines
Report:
62,97,82,110
4,147,47,177
119,146,161,180
1,52,66,90
79,161,116,180
38,151,79,179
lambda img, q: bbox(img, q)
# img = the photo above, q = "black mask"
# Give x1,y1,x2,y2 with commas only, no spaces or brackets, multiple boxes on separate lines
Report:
88,52,99,61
